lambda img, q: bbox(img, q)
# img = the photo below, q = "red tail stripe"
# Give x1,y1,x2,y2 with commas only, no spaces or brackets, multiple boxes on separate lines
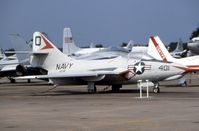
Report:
150,36,167,62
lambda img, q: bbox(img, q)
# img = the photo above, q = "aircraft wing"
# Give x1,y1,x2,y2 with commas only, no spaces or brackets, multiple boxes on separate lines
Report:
15,69,125,80
76,50,128,60
1,64,17,71
0,64,18,77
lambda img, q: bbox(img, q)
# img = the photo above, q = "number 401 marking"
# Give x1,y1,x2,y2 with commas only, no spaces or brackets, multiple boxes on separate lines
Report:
159,65,170,71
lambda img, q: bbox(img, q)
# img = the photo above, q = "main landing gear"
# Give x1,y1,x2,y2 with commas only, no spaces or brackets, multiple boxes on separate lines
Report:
153,82,160,93
8,77,16,83
10,78,16,83
87,82,97,93
87,83,123,93
111,84,122,93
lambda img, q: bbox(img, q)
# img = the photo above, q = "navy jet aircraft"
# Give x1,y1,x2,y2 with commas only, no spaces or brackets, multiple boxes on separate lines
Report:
17,32,199,93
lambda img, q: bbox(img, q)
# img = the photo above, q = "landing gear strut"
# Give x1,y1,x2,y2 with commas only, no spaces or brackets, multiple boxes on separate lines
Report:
87,82,97,93
111,84,122,93
8,77,15,83
27,79,31,83
153,82,160,93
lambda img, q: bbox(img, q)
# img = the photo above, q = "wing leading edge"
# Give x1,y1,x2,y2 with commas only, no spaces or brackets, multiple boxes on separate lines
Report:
15,69,125,80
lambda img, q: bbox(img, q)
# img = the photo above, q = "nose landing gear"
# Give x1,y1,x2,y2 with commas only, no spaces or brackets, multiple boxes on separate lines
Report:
153,82,160,93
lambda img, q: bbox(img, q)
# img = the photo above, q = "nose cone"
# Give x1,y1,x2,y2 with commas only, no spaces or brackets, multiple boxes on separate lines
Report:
188,42,194,49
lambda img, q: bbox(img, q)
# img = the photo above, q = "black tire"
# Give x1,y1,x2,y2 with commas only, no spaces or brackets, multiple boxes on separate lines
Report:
152,82,160,93
10,79,16,83
181,81,187,87
153,87,160,93
27,79,31,83
112,84,122,93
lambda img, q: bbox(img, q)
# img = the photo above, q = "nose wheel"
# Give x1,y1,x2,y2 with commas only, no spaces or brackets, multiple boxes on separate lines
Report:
153,82,160,93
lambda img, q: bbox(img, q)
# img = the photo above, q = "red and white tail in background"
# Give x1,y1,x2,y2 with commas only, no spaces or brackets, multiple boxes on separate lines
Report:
147,36,199,71
147,36,175,62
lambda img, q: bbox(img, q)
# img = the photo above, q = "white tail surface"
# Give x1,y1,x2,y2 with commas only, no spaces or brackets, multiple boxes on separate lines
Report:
31,32,71,72
147,36,175,62
63,27,80,55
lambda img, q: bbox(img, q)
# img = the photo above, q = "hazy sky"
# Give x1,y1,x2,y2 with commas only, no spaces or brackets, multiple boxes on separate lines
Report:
0,0,199,49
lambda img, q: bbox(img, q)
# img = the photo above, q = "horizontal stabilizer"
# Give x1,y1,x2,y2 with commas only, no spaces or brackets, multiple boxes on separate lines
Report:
5,51,32,54
1,64,17,71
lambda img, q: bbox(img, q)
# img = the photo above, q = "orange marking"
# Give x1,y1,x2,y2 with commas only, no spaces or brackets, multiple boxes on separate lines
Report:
40,34,53,50
150,36,167,62
175,65,199,71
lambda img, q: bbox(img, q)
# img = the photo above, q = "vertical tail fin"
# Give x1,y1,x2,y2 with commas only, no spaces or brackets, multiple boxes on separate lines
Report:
63,27,80,55
173,39,183,52
126,40,134,51
31,32,70,71
89,43,95,48
9,34,31,64
0,48,5,60
147,36,175,62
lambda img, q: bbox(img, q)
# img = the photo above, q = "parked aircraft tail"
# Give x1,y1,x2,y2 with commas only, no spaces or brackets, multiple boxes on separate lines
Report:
63,27,80,55
147,36,199,71
147,36,175,62
173,39,183,52
31,32,71,71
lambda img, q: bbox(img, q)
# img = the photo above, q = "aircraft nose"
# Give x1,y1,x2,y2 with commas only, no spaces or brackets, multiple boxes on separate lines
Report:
187,42,197,50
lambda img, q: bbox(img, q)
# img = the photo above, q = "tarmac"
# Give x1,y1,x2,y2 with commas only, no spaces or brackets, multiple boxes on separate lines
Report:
1,73,199,131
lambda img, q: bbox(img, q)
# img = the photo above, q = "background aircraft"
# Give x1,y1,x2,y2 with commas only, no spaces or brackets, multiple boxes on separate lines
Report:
170,40,187,58
63,27,136,60
63,27,188,61
0,34,48,83
187,36,199,56
63,28,104,56
9,34,48,77
0,55,19,83
0,49,6,60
